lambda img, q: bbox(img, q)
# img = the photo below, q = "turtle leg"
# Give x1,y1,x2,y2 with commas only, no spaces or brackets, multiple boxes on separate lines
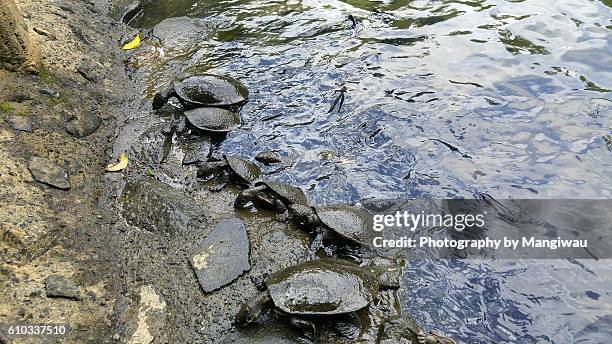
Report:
289,317,318,340
152,83,177,110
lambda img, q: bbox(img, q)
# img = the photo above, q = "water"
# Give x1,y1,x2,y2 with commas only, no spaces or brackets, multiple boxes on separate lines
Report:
129,0,612,342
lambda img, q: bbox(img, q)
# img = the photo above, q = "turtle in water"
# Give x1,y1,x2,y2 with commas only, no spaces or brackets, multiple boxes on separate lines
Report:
197,155,261,190
153,74,249,110
234,181,309,220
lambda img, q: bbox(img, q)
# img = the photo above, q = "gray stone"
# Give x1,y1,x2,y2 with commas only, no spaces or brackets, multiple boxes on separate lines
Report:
5,115,32,132
77,57,106,83
182,138,212,165
255,151,282,164
28,156,70,190
120,179,201,234
66,111,102,138
45,275,81,300
189,217,250,293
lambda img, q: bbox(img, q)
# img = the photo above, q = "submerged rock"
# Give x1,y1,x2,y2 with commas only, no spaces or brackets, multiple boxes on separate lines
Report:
45,275,80,300
65,111,102,138
152,17,214,51
184,107,240,133
120,179,200,234
5,115,33,132
189,217,250,293
27,156,70,190
255,151,282,164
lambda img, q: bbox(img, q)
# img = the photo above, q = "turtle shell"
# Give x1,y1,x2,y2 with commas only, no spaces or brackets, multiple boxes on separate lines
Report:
226,156,261,185
266,259,379,315
314,205,373,245
174,74,248,107
256,181,308,206
184,107,240,133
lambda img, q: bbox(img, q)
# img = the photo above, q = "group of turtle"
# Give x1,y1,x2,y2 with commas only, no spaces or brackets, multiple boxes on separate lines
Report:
152,74,455,344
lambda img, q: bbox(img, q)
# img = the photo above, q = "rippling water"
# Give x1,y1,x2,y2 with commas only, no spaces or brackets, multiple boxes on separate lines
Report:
128,0,612,342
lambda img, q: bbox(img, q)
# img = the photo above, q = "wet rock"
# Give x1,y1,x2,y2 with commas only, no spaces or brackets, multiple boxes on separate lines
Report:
379,315,423,344
152,17,214,51
77,57,106,83
27,156,70,190
184,107,240,133
45,275,80,300
65,110,102,138
255,151,282,164
129,124,172,165
5,115,32,132
221,322,307,344
120,179,201,234
174,74,249,107
189,217,250,293
182,138,212,165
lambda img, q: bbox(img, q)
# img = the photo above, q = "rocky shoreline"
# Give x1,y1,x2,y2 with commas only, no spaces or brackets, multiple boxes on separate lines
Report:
1,1,452,343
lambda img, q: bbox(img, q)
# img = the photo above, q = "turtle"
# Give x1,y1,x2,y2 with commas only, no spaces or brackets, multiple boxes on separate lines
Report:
377,314,456,344
286,204,374,256
153,74,248,110
234,181,309,220
235,259,379,330
183,107,241,133
197,155,261,190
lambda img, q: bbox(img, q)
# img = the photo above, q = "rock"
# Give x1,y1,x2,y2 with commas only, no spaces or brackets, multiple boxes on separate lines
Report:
379,315,423,344
189,217,250,292
255,151,282,164
152,17,214,51
129,125,172,165
120,179,202,234
45,275,80,300
5,115,32,132
27,156,70,190
32,27,56,40
65,111,102,138
221,322,306,344
127,286,166,344
39,87,60,98
182,138,212,165
77,57,106,83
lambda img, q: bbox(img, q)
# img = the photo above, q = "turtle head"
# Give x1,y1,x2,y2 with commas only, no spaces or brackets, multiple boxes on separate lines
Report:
234,292,271,327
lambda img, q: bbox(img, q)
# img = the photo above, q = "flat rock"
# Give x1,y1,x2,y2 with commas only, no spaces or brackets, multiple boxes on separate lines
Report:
66,111,102,138
28,156,70,190
189,217,250,293
45,275,80,300
5,115,33,132
120,178,201,234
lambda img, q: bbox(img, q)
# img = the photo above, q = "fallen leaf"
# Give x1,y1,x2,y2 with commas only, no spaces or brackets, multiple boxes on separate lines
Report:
106,153,128,172
122,34,141,50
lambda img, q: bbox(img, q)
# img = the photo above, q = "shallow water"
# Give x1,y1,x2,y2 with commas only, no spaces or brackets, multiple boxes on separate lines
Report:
129,0,612,342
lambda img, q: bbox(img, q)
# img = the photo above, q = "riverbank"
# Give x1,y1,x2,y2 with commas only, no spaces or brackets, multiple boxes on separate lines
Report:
1,0,132,342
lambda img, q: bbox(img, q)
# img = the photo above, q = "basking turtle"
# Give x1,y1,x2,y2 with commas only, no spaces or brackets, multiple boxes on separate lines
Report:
236,259,379,327
183,107,241,133
234,181,309,219
153,74,248,109
197,155,261,189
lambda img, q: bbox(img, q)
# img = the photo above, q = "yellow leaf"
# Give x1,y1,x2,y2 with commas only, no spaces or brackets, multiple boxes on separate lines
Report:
122,34,141,50
106,153,128,172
